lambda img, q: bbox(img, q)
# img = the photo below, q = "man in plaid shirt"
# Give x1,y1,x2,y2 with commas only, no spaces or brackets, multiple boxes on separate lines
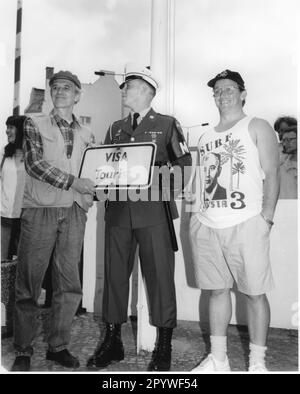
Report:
12,70,95,372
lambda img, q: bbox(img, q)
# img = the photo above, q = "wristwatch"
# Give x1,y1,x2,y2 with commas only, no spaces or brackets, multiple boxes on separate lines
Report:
260,213,274,226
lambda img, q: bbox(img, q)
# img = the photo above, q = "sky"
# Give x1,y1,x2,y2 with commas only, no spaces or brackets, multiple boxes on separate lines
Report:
0,0,299,146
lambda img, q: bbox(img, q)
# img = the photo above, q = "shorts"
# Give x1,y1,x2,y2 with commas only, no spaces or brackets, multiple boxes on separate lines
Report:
189,214,275,295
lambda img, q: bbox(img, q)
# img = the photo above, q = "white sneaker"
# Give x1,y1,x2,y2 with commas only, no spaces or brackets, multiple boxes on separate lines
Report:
191,354,231,372
248,362,268,372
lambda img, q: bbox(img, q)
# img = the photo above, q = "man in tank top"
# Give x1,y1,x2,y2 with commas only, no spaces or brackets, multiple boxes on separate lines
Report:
189,69,280,372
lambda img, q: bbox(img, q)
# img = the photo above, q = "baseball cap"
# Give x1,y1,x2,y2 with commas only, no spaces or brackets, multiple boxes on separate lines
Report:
49,70,81,89
119,63,159,90
207,69,245,90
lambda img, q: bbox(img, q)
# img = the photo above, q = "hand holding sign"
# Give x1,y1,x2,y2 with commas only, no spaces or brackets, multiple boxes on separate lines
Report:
71,177,96,195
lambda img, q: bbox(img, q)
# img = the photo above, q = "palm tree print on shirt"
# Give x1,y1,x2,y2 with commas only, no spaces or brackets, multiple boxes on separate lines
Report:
220,139,246,191
232,162,246,189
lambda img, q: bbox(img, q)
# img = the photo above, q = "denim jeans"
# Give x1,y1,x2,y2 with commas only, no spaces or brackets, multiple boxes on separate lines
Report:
13,203,87,356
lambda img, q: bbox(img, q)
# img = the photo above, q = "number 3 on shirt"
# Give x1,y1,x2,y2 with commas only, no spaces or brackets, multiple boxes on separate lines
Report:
230,191,246,209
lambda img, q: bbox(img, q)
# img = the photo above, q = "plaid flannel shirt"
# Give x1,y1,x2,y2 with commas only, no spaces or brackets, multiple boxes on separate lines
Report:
24,111,90,190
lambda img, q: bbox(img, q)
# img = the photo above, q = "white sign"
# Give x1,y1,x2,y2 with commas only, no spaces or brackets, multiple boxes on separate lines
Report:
79,143,157,189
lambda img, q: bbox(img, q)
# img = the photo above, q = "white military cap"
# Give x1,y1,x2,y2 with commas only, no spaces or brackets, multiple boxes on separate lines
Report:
119,63,160,91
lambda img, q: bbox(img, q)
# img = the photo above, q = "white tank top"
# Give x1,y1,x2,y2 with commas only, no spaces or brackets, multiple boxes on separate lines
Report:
195,116,264,228
1,149,26,218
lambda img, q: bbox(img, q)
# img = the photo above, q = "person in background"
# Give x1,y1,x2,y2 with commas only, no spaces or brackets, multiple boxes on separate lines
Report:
11,70,95,372
1,115,27,261
279,125,297,199
273,116,297,163
189,69,280,372
273,116,297,143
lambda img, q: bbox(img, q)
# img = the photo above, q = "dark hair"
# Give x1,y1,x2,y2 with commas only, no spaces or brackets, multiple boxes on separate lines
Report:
4,115,27,158
273,116,297,132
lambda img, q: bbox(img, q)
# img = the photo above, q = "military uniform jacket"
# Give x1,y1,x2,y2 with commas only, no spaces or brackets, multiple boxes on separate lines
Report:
104,108,191,229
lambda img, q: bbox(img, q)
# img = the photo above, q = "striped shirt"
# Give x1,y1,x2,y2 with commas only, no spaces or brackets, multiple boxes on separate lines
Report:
24,111,88,190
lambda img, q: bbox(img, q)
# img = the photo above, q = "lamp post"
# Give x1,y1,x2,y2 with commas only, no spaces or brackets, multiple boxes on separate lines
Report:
95,70,124,78
183,123,209,147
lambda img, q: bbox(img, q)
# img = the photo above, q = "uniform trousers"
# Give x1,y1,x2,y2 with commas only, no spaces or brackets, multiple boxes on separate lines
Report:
103,222,177,328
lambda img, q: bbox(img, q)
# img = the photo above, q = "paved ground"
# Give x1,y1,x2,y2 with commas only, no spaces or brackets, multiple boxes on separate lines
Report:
1,310,298,373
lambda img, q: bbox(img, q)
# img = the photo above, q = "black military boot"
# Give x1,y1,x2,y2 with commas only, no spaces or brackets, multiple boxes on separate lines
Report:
86,323,124,369
148,327,173,371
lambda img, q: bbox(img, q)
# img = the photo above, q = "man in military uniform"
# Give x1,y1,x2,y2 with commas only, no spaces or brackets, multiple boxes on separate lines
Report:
87,64,192,371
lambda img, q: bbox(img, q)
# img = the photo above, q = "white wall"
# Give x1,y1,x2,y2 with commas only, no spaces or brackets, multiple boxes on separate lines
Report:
82,202,105,316
78,76,122,144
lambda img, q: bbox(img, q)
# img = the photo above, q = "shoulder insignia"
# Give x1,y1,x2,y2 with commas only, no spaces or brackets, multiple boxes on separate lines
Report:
175,119,185,136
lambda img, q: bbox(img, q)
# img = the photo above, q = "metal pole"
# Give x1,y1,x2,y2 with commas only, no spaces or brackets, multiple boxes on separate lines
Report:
137,0,175,353
13,0,22,115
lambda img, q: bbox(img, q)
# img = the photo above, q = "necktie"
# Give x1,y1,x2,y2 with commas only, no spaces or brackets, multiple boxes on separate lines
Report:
132,112,140,130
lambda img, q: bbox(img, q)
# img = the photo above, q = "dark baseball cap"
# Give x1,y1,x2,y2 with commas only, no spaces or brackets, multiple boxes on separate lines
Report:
49,70,81,89
207,69,245,90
